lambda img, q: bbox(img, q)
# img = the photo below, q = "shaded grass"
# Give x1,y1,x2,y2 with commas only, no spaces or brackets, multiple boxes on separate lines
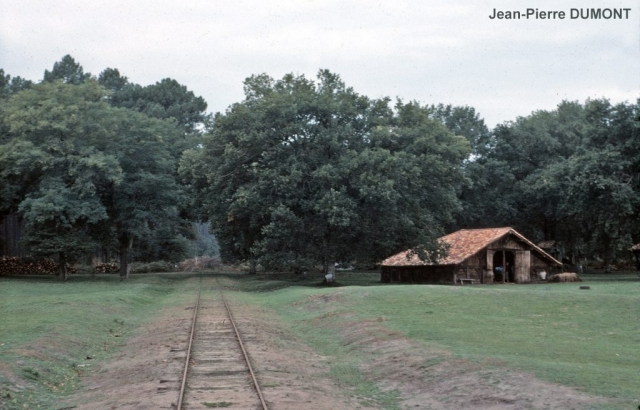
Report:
0,273,199,410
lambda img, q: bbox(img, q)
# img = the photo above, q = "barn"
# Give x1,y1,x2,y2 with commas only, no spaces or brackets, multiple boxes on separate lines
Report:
381,227,562,284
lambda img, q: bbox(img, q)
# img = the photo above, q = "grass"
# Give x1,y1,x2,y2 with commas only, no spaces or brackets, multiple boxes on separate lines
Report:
202,401,233,408
358,280,638,401
1,270,638,409
0,273,200,410
227,270,640,409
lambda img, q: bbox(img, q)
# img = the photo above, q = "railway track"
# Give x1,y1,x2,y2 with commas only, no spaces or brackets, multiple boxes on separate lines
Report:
177,277,268,410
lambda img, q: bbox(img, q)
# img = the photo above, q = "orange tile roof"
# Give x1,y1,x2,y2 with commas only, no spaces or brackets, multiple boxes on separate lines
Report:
382,227,562,266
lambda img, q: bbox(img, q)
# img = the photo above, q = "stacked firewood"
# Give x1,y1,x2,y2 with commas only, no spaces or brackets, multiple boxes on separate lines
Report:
94,262,120,274
0,257,76,275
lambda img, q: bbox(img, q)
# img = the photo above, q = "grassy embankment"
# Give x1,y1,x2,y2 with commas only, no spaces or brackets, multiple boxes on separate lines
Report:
227,271,640,409
0,274,200,410
1,271,638,409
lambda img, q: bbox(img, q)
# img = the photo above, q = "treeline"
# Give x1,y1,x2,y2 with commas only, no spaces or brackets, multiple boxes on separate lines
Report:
456,99,639,270
0,56,217,279
1,56,638,278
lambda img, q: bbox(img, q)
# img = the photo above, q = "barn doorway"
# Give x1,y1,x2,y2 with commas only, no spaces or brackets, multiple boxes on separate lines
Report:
493,251,515,283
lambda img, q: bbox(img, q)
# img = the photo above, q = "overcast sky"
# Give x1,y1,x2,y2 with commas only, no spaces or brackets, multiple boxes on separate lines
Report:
1,0,638,127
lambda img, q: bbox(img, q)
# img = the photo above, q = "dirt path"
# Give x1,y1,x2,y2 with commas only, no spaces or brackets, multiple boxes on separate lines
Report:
337,319,609,409
64,288,372,410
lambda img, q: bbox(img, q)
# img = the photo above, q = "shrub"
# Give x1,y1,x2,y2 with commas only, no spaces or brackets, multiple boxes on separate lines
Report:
129,261,175,274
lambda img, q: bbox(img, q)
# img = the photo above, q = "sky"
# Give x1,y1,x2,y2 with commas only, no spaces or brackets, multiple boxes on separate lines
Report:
1,0,638,127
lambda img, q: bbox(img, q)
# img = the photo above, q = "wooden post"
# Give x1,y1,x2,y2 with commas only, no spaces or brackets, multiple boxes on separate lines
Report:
502,250,506,283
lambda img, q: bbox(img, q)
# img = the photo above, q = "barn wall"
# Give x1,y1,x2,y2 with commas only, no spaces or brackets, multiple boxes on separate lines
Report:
487,235,557,283
457,253,486,283
455,266,483,281
530,253,558,279
488,237,526,251
381,265,456,284
514,250,531,283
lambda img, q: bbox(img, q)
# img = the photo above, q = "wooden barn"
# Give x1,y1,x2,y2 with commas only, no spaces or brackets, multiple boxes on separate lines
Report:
381,227,562,285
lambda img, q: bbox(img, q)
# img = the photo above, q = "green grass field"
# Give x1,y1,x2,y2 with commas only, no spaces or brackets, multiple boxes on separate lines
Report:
227,271,640,409
0,274,200,409
1,271,638,409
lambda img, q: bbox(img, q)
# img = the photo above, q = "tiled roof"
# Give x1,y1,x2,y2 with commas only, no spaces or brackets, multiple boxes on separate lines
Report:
382,227,562,266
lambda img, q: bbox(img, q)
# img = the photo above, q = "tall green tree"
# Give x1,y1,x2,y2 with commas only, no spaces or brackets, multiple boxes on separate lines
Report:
181,71,470,274
0,68,33,99
458,98,639,268
97,67,210,252
43,55,92,85
0,80,184,279
429,104,492,157
98,70,208,136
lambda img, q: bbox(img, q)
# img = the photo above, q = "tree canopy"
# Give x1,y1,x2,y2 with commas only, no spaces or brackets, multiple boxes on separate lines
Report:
2,55,638,277
181,70,471,273
455,98,640,269
0,79,186,278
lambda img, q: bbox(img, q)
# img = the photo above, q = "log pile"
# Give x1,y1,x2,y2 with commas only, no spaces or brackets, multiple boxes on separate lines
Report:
0,256,76,275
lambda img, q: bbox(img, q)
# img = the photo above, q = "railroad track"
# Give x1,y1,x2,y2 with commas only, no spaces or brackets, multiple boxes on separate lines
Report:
177,276,268,410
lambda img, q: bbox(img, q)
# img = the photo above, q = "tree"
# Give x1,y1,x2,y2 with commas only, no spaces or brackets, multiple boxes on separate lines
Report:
0,69,33,145
0,81,121,278
43,55,92,85
18,176,114,280
97,67,209,262
0,80,184,279
181,71,470,275
458,98,639,269
97,67,129,95
0,69,33,99
429,104,492,157
99,71,209,135
80,95,186,278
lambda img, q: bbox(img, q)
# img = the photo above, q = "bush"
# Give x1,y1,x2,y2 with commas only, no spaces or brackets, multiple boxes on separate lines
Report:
74,264,95,275
129,261,175,274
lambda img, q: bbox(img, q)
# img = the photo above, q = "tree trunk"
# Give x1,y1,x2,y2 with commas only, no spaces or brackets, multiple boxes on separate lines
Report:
325,260,336,284
119,234,132,280
249,257,257,274
59,252,67,281
603,237,612,273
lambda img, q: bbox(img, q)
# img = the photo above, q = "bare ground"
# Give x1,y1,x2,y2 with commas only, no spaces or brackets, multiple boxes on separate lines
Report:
301,291,611,410
64,295,374,410
339,319,608,409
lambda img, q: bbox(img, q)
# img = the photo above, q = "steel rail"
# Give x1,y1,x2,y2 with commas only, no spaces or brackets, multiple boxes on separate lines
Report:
216,277,269,410
176,277,202,410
